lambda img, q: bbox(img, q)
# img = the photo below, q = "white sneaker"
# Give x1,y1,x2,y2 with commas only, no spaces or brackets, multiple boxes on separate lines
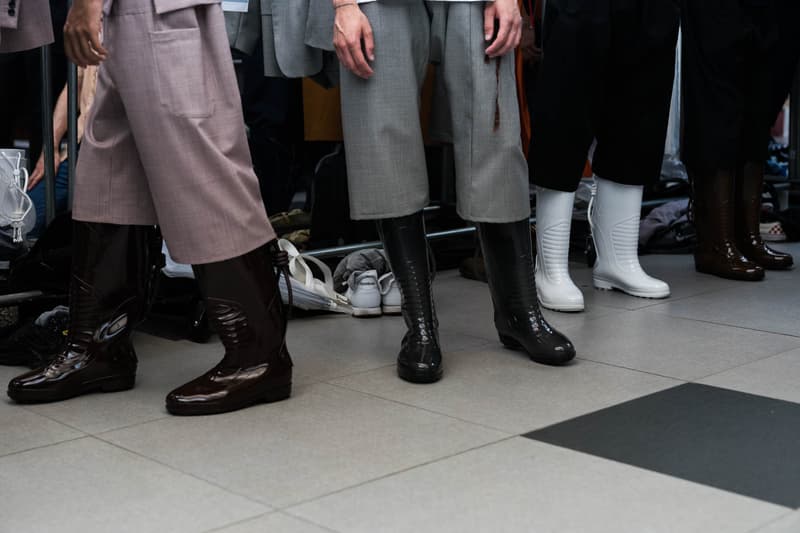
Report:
590,177,670,299
345,270,382,317
535,187,585,312
379,272,402,315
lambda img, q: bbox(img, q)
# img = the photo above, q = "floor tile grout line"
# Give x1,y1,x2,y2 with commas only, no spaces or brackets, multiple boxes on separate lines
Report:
90,433,275,511
643,309,800,340
280,435,519,513
200,511,275,533
690,344,800,383
322,380,517,436
0,434,89,460
524,438,800,512
745,509,799,533
275,511,343,533
200,510,345,533
574,357,689,383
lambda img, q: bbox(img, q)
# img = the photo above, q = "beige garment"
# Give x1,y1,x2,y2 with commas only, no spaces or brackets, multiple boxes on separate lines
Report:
73,0,275,265
0,0,54,53
55,66,98,163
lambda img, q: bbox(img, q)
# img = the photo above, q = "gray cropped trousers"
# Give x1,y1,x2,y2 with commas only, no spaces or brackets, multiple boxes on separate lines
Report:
340,0,530,223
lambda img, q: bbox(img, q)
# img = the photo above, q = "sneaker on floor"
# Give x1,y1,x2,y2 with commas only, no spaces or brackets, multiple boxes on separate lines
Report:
0,306,69,368
345,270,382,317
760,221,787,242
379,272,402,315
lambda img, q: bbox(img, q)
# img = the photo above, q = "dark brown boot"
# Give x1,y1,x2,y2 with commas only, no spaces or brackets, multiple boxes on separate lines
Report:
691,170,764,281
7,222,162,403
165,242,292,416
736,162,794,270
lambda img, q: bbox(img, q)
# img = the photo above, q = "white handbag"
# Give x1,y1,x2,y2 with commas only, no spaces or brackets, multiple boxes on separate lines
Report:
278,238,352,314
0,149,36,243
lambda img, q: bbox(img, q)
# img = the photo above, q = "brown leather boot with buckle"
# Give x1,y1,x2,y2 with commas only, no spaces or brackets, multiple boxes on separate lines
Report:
165,242,293,416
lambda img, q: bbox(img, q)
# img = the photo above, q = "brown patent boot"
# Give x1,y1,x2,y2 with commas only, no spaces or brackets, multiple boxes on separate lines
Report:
736,162,794,270
691,169,764,281
165,242,293,416
7,222,162,403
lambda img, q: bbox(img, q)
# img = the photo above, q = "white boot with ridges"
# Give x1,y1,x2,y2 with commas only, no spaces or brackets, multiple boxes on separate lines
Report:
534,187,585,312
589,176,671,299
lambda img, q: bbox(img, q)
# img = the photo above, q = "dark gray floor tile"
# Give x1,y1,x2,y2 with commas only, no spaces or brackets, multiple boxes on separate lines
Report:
525,383,800,508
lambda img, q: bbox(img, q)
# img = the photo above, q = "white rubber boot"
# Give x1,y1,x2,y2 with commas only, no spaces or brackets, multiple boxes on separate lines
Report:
534,187,585,312
590,177,671,299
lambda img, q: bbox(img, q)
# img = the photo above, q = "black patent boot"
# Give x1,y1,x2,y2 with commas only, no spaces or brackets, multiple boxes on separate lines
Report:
378,212,442,383
166,242,293,416
8,222,162,403
478,219,576,365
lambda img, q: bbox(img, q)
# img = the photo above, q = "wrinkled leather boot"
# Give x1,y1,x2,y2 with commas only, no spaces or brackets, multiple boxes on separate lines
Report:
8,222,162,403
377,212,442,384
166,242,293,415
478,219,576,365
736,162,793,270
691,169,764,281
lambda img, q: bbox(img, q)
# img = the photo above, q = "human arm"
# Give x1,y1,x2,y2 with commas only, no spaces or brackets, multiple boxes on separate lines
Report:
332,1,375,79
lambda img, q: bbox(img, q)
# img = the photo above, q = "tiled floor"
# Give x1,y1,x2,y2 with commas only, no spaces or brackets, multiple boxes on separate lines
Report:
1,243,798,533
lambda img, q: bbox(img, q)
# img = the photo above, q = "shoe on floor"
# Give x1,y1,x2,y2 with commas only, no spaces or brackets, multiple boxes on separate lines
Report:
589,178,670,299
345,270,382,317
379,272,402,315
0,306,69,368
760,221,787,242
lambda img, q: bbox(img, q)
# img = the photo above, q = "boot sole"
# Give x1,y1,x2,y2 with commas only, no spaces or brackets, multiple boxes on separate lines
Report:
166,382,292,416
593,278,670,299
7,375,136,404
397,366,443,384
382,305,402,315
537,298,584,313
694,264,765,282
352,307,383,318
499,335,575,366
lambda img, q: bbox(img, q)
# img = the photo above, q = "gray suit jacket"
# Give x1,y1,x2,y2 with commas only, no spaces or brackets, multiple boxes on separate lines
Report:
226,0,334,79
0,0,54,53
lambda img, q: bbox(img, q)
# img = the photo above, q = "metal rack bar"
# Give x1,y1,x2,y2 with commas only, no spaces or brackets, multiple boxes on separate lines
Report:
39,45,56,224
790,62,800,181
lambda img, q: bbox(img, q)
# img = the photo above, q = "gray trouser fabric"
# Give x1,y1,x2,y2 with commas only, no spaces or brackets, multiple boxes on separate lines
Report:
340,0,530,222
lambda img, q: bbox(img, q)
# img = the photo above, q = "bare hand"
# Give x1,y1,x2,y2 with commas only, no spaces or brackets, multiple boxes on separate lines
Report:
28,149,63,191
484,0,522,58
333,4,375,79
64,0,107,67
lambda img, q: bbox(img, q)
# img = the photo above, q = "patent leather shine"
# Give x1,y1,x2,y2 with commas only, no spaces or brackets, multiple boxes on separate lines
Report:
478,220,576,365
691,170,764,281
8,222,161,403
166,243,293,416
736,162,793,270
378,213,443,384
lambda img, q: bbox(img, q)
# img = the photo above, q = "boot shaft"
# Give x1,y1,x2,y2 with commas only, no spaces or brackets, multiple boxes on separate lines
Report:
376,213,437,335
192,242,290,369
67,222,162,350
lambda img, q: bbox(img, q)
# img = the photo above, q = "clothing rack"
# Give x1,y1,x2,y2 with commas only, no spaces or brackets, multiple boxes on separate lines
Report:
790,63,800,182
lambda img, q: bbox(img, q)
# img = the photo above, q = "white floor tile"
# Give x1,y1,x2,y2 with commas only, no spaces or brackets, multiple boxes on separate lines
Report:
101,383,508,508
290,438,787,533
329,347,679,433
0,437,268,533
698,347,800,403
562,310,800,380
